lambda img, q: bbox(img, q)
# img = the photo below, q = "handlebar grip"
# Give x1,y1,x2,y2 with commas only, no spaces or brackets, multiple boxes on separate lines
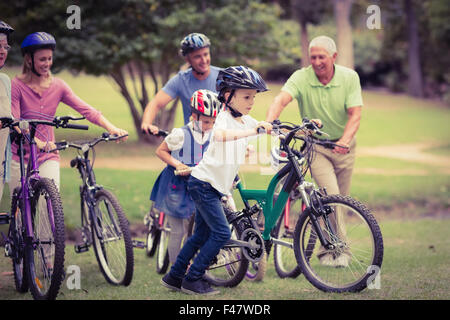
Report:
256,127,266,134
142,129,168,137
64,123,89,130
70,158,79,168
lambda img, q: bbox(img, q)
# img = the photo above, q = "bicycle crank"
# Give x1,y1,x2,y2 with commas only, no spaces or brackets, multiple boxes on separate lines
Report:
240,228,264,263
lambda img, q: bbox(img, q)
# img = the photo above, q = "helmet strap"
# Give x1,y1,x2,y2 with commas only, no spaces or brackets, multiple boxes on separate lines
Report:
30,53,41,77
225,89,242,118
191,65,205,76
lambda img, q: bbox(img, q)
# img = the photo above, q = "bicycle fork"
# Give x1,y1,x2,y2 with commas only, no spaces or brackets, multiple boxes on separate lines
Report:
297,183,338,251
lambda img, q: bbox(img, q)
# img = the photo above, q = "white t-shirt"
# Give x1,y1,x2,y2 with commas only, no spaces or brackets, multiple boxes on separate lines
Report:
0,73,12,119
191,110,258,195
165,121,210,151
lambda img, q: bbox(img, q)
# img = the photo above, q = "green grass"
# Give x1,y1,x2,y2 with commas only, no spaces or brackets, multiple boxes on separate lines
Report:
0,69,449,301
1,218,449,300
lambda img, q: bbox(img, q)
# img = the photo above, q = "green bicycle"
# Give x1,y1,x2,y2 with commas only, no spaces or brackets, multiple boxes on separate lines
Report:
234,119,384,292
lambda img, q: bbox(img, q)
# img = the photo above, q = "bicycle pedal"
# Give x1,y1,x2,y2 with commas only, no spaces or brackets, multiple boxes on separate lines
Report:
74,243,90,253
132,240,146,249
0,212,10,225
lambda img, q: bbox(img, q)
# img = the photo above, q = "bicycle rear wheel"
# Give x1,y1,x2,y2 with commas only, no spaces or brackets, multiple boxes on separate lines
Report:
204,220,249,287
155,216,170,274
294,194,384,292
9,187,28,293
273,197,302,278
91,189,134,286
26,178,65,300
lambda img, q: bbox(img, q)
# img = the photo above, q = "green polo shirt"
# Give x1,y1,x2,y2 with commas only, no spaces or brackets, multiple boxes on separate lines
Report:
282,64,363,140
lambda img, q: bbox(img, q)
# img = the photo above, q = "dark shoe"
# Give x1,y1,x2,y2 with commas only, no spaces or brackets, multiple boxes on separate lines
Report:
264,239,273,257
161,273,182,291
181,278,220,295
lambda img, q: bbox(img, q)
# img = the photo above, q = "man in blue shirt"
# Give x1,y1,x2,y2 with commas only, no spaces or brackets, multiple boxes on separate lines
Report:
141,33,221,134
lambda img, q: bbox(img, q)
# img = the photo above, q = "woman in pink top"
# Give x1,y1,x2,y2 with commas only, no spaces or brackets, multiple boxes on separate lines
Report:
9,32,128,194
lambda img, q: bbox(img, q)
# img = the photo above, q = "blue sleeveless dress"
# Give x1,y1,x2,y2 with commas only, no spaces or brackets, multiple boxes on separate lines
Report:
150,125,211,219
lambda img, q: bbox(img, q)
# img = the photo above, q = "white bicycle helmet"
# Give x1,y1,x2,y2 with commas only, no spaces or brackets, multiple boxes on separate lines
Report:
190,89,221,118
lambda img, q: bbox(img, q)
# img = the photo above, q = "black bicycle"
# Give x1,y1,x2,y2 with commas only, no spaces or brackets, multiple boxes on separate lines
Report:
52,132,134,286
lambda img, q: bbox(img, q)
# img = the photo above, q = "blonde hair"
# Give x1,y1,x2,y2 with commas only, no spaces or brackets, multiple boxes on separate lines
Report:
19,52,52,83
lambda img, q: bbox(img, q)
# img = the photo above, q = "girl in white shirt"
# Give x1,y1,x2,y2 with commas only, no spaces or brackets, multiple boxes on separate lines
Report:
161,66,272,295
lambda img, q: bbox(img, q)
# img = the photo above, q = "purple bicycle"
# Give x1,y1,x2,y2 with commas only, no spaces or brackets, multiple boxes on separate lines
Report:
0,116,88,300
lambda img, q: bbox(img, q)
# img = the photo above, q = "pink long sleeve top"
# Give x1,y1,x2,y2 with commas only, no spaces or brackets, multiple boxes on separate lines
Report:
11,76,103,165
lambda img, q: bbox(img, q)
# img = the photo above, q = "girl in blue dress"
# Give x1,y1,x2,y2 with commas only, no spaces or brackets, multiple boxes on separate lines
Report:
150,89,221,266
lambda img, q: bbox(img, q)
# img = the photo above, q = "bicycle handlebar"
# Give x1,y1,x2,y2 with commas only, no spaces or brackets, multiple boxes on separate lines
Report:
271,119,348,150
0,116,89,131
49,132,128,153
142,129,169,137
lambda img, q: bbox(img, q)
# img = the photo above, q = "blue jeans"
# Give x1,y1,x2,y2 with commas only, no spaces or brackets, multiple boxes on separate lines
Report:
169,176,231,282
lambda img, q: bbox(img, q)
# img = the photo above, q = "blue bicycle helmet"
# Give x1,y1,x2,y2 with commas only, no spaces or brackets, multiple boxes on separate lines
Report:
216,66,268,117
21,32,56,55
21,32,56,76
180,33,211,56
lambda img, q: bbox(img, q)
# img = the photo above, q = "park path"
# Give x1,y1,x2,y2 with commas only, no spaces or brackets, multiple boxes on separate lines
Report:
60,142,450,176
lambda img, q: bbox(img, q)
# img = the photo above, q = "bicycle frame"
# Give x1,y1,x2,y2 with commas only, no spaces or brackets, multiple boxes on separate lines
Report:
72,147,122,246
235,132,336,250
15,124,53,241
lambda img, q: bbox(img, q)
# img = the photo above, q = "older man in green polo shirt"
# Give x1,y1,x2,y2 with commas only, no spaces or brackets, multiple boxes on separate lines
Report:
266,35,363,267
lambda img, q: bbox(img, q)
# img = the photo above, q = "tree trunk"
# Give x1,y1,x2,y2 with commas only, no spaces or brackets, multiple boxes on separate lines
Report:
300,20,310,68
404,0,424,97
333,0,354,69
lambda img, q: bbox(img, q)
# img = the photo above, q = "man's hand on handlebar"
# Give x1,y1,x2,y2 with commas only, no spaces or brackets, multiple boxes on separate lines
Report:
141,122,160,136
333,139,350,154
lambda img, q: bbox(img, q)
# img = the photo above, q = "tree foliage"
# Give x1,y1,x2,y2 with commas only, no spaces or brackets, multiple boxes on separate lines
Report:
1,0,280,142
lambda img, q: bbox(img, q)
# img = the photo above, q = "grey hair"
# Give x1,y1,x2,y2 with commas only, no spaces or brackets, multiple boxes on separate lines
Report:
0,33,7,40
309,36,337,56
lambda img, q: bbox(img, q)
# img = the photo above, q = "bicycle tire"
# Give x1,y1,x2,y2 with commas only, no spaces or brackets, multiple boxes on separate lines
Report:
273,200,302,279
203,219,249,287
26,178,65,300
293,194,384,292
146,227,160,257
91,189,134,286
245,251,267,282
155,217,170,274
145,204,160,257
9,187,28,293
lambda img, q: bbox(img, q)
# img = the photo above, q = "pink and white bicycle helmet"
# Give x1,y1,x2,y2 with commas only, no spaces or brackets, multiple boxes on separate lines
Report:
190,89,221,118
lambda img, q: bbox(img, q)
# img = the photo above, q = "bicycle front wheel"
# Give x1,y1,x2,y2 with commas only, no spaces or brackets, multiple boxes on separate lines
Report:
26,178,65,300
91,189,134,286
293,195,383,292
9,187,28,293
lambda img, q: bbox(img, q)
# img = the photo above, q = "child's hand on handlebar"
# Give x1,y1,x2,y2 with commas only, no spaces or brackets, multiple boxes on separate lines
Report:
255,121,273,135
175,163,191,176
